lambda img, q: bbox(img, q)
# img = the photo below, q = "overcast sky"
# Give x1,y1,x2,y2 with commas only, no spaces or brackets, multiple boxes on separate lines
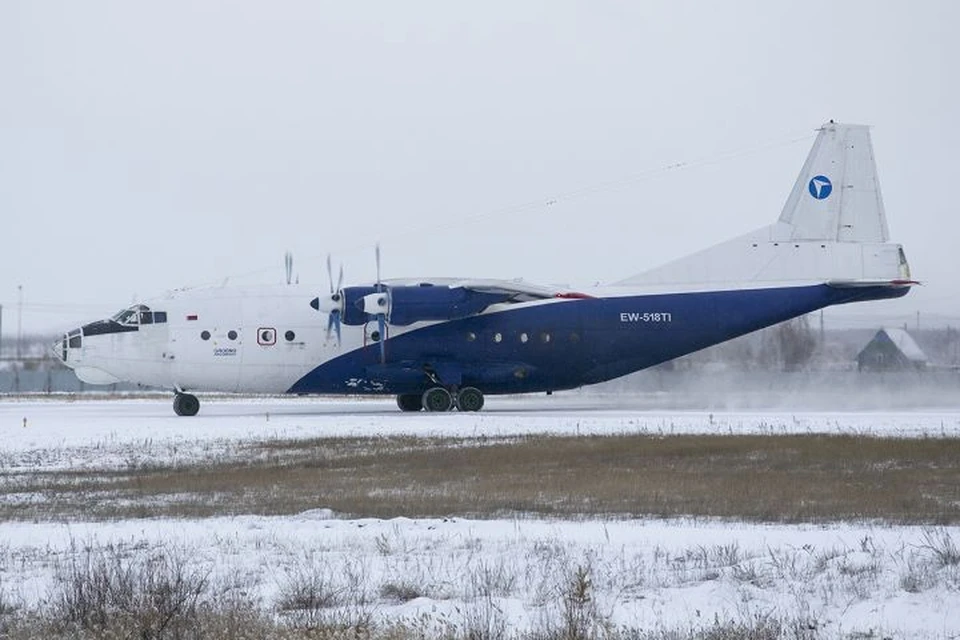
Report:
1,1,957,336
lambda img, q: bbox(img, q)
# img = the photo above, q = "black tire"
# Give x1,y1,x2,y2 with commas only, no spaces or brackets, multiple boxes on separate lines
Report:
456,387,485,412
173,393,200,417
173,394,183,416
421,387,453,412
396,393,423,412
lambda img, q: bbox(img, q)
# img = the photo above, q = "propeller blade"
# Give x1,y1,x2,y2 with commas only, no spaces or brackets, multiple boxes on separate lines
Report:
377,313,386,363
373,243,386,361
325,309,342,346
337,264,344,293
326,254,334,294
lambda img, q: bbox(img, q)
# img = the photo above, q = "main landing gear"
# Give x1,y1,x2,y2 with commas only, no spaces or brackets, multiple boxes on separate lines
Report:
173,392,200,416
396,386,485,413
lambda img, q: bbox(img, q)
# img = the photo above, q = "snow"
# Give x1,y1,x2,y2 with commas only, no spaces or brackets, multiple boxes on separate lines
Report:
1,514,958,637
1,395,959,637
880,327,930,363
2,394,959,472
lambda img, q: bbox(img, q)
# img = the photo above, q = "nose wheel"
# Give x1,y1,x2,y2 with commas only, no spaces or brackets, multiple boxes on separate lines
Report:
173,392,200,417
396,393,423,412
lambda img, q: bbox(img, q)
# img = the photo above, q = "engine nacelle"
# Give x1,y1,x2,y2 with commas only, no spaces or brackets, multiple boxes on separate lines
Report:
339,286,380,325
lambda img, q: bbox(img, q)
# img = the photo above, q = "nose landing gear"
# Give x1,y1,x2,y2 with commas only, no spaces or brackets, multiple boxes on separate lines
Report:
396,393,423,412
173,392,200,417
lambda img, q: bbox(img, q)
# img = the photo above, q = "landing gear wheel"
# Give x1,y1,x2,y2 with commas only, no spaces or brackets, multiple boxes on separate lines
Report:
456,387,485,412
173,393,200,417
396,394,423,412
421,387,453,412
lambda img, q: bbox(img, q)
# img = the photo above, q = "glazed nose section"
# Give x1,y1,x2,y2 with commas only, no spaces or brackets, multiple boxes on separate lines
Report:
53,329,84,367
52,335,68,364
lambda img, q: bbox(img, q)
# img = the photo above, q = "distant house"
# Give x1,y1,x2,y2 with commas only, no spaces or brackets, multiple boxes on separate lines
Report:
857,328,928,372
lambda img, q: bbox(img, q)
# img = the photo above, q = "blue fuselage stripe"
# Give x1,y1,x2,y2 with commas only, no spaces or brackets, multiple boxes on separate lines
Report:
288,284,907,395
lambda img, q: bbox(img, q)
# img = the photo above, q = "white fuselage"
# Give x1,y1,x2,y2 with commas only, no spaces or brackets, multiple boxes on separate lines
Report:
65,284,411,393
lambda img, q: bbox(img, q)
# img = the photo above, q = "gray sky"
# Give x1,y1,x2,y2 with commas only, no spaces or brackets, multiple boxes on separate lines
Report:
1,1,957,336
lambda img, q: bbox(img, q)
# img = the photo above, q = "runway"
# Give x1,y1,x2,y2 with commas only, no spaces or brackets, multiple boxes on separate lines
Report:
0,393,957,475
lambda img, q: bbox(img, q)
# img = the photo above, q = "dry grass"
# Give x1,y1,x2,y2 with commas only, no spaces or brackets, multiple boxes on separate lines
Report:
0,534,801,640
3,433,960,523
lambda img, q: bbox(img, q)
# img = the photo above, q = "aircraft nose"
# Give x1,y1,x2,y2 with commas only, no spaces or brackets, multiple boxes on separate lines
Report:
53,328,83,367
52,335,67,364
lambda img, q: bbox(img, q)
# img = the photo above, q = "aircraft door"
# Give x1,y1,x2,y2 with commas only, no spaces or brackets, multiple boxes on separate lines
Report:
169,300,244,393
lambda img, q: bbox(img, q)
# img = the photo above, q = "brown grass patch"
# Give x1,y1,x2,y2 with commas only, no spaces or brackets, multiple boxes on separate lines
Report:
4,434,960,523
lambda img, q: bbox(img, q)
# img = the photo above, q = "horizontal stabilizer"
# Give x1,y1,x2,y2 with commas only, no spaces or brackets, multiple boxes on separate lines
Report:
826,279,918,289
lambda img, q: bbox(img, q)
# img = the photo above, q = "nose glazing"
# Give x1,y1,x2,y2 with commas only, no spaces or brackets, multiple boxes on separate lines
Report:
53,329,83,365
52,335,68,363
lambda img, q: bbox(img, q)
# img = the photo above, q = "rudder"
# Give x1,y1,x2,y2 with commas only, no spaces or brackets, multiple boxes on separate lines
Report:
774,122,889,243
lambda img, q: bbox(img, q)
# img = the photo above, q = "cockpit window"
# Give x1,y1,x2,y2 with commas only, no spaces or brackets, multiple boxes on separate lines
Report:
109,304,167,326
111,307,140,326
111,304,160,326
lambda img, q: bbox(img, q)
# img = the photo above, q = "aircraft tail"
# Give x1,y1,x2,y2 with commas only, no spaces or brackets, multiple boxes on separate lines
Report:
775,122,889,243
617,122,911,288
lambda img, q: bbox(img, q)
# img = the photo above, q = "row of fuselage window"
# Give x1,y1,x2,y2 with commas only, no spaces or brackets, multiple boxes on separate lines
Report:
199,329,297,342
196,329,577,344
470,330,580,344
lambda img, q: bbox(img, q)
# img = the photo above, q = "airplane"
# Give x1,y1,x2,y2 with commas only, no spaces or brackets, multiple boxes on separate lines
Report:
54,122,913,415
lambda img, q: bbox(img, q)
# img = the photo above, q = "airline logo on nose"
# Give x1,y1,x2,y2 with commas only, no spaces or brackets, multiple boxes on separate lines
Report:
808,175,833,200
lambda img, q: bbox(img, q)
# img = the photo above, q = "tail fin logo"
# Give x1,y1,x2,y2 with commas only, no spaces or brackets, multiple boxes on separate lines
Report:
808,175,833,200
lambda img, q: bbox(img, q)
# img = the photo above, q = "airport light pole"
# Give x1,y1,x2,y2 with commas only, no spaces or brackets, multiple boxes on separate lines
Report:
17,285,23,360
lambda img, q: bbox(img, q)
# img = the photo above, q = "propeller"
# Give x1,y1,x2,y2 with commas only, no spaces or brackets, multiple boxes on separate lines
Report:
311,246,386,359
324,254,344,345
374,243,386,364
284,251,293,286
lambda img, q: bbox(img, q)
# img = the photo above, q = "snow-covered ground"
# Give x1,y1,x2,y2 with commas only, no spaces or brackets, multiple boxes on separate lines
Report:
2,514,959,637
1,395,959,637
2,394,960,471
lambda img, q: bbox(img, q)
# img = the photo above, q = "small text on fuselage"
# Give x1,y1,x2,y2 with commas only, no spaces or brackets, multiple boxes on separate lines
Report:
620,312,673,323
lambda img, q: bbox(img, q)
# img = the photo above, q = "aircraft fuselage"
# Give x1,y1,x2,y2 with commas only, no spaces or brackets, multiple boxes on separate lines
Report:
59,280,907,399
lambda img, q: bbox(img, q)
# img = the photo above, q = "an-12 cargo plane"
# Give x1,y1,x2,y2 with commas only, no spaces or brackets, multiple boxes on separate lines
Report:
55,122,913,415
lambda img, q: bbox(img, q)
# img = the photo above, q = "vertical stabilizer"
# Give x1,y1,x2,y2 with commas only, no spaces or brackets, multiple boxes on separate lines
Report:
775,122,889,242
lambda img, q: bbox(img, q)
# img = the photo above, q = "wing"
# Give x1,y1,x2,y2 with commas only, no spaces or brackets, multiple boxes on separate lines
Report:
383,277,592,302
